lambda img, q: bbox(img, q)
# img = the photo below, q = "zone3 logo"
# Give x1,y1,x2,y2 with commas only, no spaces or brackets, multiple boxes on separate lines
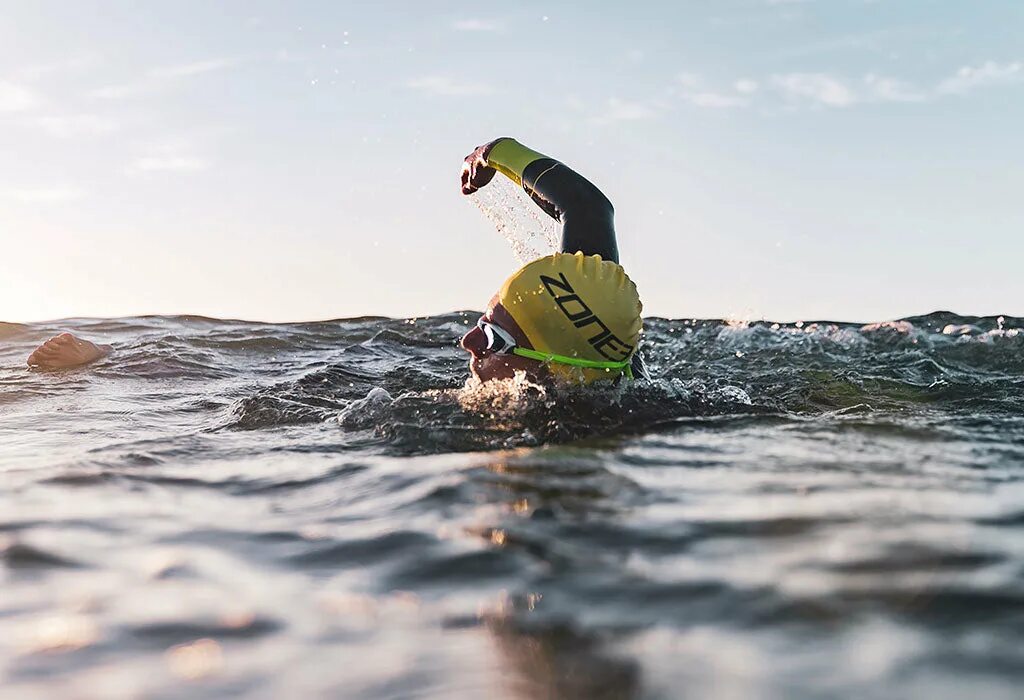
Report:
539,273,634,362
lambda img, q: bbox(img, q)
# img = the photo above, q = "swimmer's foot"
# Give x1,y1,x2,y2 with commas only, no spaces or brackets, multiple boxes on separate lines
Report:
27,333,112,370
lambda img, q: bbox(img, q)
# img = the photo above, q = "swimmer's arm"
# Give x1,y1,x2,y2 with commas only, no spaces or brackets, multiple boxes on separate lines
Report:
462,138,619,263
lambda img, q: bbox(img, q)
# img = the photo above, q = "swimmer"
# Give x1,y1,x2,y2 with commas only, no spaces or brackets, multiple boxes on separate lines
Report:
459,137,646,384
26,332,111,370
27,138,645,384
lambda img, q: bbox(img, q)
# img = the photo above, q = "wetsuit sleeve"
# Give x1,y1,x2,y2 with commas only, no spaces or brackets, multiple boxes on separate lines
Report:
485,138,619,264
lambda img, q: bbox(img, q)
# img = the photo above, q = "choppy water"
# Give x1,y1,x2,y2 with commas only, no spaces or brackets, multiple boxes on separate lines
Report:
1,312,1022,699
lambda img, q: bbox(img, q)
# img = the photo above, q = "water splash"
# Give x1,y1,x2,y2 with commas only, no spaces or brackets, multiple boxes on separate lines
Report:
466,177,559,264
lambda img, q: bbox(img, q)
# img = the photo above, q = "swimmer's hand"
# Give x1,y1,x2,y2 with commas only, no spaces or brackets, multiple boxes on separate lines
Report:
460,138,507,195
27,332,112,370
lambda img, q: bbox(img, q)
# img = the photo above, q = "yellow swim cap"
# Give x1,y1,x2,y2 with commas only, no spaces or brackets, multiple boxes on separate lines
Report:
497,252,642,384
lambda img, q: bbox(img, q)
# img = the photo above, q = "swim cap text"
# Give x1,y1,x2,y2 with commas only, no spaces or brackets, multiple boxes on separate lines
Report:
539,273,635,362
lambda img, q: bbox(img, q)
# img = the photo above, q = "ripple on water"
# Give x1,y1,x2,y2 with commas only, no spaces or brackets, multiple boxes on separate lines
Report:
1,312,1023,698
1,541,83,570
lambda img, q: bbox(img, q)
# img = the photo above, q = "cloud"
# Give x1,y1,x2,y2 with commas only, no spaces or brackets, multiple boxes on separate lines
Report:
15,56,100,81
668,60,1019,115
771,72,856,107
936,60,1023,95
863,74,925,102
592,98,658,124
407,76,493,96
769,63,1018,109
675,74,748,108
34,114,119,137
128,156,210,174
1,187,85,203
773,30,895,60
677,72,702,89
89,83,141,100
91,56,249,100
686,92,747,108
126,136,212,175
0,81,39,112
769,72,921,107
150,58,243,79
453,19,500,31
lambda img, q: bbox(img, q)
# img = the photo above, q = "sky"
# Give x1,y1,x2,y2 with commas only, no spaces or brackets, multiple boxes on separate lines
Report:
1,0,1022,324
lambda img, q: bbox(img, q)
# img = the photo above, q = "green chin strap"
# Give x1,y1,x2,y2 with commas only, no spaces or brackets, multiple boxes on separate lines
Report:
511,347,635,380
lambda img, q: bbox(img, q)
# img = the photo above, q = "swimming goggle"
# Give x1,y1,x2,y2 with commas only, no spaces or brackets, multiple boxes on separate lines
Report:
476,318,634,379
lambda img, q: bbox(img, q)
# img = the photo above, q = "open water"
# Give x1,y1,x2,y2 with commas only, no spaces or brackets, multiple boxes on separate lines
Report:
1,310,1022,699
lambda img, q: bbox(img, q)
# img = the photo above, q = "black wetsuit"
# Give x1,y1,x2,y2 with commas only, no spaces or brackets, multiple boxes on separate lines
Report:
521,157,619,264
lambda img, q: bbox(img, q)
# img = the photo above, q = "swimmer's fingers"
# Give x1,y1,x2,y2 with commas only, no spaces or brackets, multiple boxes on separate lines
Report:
460,142,498,195
27,342,60,366
461,158,495,195
26,333,78,365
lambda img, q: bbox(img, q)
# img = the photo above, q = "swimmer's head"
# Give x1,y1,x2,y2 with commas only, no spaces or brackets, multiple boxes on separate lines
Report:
460,296,542,383
460,252,642,384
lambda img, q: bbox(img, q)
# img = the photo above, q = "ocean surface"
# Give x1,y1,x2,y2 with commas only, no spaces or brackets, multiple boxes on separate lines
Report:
1,311,1022,699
